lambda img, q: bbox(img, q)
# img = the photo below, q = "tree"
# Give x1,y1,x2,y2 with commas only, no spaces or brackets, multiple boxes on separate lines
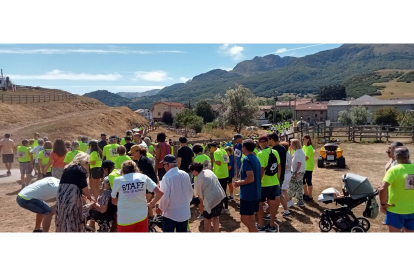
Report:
174,109,204,135
161,111,173,125
338,110,352,126
316,85,347,101
266,109,293,122
215,84,259,133
350,106,371,125
195,100,216,123
338,106,371,126
373,107,401,126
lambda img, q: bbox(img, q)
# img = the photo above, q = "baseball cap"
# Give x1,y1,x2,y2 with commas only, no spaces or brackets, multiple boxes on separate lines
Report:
234,134,242,140
99,160,115,171
101,133,107,136
109,135,117,142
160,154,177,164
259,135,268,142
128,145,141,155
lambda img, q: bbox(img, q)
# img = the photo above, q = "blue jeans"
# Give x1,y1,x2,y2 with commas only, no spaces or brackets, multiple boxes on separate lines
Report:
162,216,188,232
16,195,52,215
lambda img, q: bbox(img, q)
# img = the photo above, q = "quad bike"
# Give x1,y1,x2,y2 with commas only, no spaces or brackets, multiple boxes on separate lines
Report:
318,139,345,168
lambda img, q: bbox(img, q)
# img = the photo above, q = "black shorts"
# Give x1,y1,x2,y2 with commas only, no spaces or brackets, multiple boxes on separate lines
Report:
226,177,232,184
90,167,103,179
2,154,14,164
89,209,113,222
303,170,313,186
260,185,281,202
240,199,259,216
203,203,222,220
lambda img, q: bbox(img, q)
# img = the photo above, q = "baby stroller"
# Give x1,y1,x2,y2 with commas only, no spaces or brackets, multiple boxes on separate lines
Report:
149,215,164,232
318,173,379,233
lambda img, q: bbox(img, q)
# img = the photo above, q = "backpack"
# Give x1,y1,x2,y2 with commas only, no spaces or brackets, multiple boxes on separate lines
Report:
264,149,278,176
363,197,379,219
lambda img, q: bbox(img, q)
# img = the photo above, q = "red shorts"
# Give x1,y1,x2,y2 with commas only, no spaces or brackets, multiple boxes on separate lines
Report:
117,217,148,232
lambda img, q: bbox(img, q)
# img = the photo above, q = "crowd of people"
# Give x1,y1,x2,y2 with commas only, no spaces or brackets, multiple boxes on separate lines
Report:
1,125,413,233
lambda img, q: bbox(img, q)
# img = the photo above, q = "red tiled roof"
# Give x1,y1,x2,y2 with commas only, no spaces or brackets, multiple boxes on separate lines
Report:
295,101,328,111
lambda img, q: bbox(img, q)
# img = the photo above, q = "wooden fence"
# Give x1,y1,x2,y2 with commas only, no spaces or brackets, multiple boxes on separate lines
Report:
0,93,77,104
299,123,414,142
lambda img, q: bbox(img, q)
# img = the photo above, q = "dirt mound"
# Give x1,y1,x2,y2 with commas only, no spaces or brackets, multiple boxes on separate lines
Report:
0,96,149,142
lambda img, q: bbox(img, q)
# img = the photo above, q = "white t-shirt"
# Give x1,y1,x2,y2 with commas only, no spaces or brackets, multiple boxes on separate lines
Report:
194,169,226,214
139,141,148,150
19,177,59,201
291,148,306,173
111,172,157,225
31,145,44,163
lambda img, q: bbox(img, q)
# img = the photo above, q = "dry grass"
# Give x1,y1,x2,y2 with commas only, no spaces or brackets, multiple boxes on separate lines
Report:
374,79,414,100
1,142,409,232
0,97,149,143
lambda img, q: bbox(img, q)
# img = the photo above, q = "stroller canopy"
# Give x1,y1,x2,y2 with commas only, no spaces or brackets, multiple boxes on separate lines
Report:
343,173,376,200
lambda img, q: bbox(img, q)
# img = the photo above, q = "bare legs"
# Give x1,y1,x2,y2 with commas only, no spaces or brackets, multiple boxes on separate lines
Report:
89,178,100,201
241,215,258,232
203,217,220,232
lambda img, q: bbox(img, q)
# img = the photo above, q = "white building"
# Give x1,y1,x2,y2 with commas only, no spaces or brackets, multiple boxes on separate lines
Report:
135,109,152,121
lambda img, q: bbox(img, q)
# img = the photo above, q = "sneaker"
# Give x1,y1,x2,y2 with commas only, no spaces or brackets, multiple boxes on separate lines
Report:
228,195,234,201
21,184,26,190
287,200,294,208
257,224,267,232
263,214,271,221
304,196,314,202
197,214,204,221
295,201,305,207
222,209,230,215
282,210,291,217
266,225,277,232
33,229,43,232
303,194,310,200
7,171,11,176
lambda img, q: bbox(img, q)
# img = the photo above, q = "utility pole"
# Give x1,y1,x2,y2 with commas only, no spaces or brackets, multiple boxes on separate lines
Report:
300,116,303,138
273,90,278,124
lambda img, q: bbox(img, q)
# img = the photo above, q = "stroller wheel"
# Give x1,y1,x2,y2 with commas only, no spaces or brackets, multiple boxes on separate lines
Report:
357,217,370,232
319,219,332,232
350,225,365,232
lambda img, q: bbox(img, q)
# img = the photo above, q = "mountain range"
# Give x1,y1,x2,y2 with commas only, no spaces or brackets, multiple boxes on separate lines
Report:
84,44,414,109
117,89,160,99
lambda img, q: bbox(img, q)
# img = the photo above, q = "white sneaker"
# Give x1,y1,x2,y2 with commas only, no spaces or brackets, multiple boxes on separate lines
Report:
263,202,269,211
287,200,294,208
222,209,230,215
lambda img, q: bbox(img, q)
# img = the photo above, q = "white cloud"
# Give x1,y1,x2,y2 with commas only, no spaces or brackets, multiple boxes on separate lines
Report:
8,70,122,81
179,77,190,82
0,49,186,55
219,44,244,60
133,70,172,82
272,44,325,55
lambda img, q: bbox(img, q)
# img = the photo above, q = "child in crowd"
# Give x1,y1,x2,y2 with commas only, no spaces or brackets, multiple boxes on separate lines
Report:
225,146,235,201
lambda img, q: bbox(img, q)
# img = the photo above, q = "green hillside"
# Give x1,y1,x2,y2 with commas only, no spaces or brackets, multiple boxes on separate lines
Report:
85,44,414,109
83,90,130,107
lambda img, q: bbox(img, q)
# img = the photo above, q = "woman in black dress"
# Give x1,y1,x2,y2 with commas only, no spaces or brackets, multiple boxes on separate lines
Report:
55,152,94,232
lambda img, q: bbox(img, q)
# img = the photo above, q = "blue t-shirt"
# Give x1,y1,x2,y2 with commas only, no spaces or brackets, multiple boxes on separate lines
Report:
234,143,242,169
239,154,261,201
225,142,232,147
228,154,235,179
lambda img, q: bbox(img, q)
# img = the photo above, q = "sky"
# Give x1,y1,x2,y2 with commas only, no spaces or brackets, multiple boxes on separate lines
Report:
0,44,342,95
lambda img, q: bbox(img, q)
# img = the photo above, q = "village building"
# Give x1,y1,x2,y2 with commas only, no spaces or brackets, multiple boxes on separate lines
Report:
295,101,328,126
327,95,414,123
151,102,185,122
134,109,152,120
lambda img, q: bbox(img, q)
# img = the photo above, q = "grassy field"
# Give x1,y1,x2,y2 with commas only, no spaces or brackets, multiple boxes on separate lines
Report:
0,142,409,233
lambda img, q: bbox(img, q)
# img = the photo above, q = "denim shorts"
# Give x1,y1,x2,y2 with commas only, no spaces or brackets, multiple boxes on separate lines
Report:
16,195,52,215
385,211,414,230
19,162,32,175
260,185,281,202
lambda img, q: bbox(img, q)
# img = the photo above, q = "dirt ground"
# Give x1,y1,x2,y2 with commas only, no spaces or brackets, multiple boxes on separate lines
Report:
1,141,409,233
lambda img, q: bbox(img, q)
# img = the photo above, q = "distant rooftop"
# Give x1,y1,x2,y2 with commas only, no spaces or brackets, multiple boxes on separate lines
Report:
328,95,414,106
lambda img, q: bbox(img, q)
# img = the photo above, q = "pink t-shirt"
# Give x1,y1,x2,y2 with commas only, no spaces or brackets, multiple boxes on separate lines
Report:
156,142,171,169
0,138,15,155
50,150,67,168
